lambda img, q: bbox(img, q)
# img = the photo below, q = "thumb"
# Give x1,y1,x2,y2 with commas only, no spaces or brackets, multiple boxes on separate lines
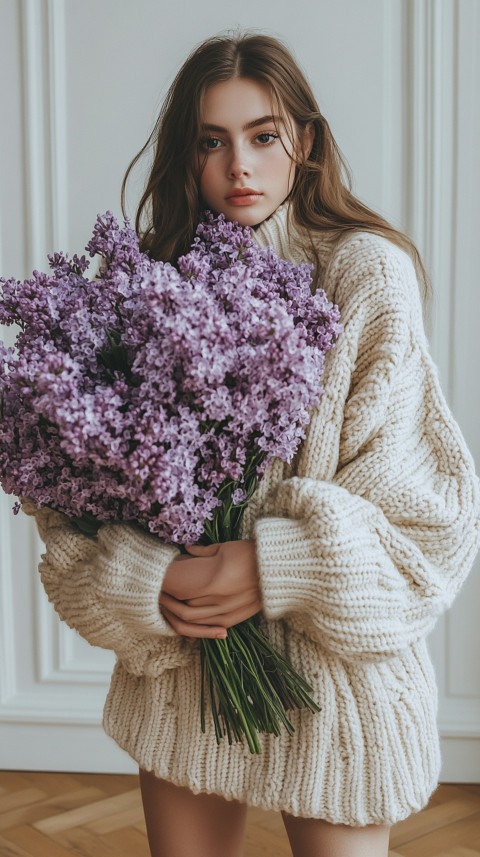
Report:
184,543,218,556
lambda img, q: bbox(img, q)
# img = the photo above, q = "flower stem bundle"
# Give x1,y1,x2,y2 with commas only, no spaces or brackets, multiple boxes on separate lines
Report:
200,615,321,754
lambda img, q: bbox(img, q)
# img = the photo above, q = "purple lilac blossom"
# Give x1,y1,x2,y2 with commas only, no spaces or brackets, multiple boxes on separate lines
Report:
0,210,342,544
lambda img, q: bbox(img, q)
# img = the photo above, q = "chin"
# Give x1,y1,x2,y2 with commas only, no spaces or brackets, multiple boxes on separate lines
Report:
228,210,271,227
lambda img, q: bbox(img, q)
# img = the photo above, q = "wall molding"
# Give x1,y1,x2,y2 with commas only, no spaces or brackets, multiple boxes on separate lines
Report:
0,689,106,725
404,0,458,372
0,0,108,731
0,722,136,772
404,0,480,765
0,522,112,724
35,557,112,687
47,0,69,249
21,0,49,271
0,494,17,707
20,0,69,273
380,0,403,224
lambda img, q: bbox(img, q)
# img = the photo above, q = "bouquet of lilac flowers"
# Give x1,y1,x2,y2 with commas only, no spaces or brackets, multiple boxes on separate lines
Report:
0,210,342,753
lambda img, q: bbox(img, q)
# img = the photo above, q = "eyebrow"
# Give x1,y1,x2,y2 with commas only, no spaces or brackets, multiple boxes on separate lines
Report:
200,115,284,133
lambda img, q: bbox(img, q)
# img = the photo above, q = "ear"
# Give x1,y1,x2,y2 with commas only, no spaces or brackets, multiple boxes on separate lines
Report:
301,122,315,161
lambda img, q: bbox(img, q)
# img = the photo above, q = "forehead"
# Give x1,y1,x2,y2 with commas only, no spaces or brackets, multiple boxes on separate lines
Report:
201,77,276,125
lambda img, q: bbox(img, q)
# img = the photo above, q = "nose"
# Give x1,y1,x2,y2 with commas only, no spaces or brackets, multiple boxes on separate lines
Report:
227,144,251,179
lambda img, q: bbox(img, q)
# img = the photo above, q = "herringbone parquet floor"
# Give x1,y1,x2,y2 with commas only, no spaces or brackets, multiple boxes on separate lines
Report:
0,771,479,856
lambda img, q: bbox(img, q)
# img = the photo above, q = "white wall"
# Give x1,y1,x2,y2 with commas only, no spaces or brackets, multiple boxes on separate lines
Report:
0,0,479,778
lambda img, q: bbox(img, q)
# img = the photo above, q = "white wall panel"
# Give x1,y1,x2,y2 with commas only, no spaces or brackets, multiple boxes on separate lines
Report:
412,0,480,768
0,0,119,771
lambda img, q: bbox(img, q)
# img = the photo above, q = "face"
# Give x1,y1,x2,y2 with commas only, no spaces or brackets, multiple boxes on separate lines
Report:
197,77,299,227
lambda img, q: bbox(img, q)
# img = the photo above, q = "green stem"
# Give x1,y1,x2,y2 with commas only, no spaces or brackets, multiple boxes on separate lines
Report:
201,639,262,754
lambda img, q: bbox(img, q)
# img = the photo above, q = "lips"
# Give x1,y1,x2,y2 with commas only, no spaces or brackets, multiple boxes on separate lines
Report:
225,187,263,207
226,187,261,199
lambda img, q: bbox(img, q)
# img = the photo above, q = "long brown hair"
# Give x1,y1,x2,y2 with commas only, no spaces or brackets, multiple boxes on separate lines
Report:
121,32,431,314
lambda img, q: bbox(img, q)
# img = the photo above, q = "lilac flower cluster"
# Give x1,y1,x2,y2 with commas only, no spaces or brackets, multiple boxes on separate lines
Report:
0,211,342,544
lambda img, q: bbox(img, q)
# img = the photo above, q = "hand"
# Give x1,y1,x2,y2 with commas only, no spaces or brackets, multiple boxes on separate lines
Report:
159,540,263,642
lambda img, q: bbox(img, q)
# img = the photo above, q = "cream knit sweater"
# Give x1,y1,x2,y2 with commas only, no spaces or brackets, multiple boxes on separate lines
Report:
23,201,480,826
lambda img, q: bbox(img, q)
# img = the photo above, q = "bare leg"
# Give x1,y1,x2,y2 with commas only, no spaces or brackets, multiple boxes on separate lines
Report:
139,767,248,857
281,810,391,857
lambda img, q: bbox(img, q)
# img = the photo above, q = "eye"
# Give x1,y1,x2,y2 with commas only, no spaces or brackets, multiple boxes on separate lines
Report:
256,132,279,145
199,136,223,150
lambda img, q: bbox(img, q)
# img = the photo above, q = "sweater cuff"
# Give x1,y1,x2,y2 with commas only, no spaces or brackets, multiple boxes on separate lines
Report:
253,516,319,621
95,524,180,638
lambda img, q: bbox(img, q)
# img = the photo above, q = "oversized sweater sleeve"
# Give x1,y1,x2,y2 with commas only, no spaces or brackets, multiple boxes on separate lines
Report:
22,502,181,657
253,235,480,663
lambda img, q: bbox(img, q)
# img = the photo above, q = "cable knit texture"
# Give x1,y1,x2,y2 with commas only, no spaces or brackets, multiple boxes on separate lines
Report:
24,201,480,825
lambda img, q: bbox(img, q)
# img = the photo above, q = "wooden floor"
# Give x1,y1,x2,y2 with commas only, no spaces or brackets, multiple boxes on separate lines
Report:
0,772,479,856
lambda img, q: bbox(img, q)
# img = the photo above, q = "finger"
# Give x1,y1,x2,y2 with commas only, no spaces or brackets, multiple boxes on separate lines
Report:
159,591,223,623
184,543,219,556
183,587,259,608
160,605,227,640
159,590,254,623
182,596,218,607
197,598,263,629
